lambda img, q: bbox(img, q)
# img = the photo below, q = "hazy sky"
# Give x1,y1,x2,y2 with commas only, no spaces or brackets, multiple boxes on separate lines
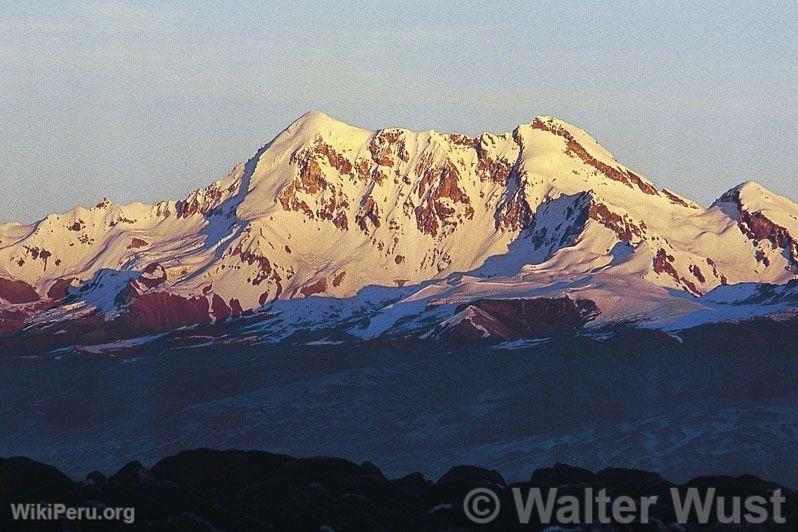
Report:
2,1,796,223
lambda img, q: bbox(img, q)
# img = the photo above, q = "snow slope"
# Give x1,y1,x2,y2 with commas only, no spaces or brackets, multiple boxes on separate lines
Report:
1,111,797,344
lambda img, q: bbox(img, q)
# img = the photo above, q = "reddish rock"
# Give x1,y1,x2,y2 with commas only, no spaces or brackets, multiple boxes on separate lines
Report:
653,249,678,278
116,292,211,334
174,179,235,218
662,189,693,208
496,186,534,232
447,133,477,148
716,188,797,266
229,299,243,317
67,220,85,232
444,297,599,342
653,249,702,296
414,162,473,237
355,197,381,232
368,130,406,167
332,271,346,287
47,278,78,300
127,238,149,249
333,212,349,230
211,294,231,321
292,137,355,178
22,246,53,270
278,183,314,218
232,246,280,287
706,258,728,285
476,137,516,184
300,278,328,297
137,264,167,289
689,265,706,283
588,202,644,242
739,210,796,265
0,278,40,304
0,308,28,336
289,149,327,195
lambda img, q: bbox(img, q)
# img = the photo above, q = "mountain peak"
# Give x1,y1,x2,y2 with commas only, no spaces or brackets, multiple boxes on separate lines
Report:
728,180,768,197
3,111,798,347
714,180,789,209
290,110,343,128
284,111,372,140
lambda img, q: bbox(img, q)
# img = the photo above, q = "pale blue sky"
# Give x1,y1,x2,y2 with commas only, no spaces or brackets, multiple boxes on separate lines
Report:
2,1,796,223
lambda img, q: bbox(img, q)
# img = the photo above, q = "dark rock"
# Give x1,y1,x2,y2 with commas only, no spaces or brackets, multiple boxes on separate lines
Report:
151,448,294,503
595,467,673,495
0,456,79,502
437,465,505,487
530,462,597,487
1,450,796,531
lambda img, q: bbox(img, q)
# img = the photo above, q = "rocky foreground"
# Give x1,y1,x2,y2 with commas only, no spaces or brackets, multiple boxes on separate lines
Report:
1,448,794,531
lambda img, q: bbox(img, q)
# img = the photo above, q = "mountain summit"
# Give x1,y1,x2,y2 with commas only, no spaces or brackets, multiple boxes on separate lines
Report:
1,113,797,345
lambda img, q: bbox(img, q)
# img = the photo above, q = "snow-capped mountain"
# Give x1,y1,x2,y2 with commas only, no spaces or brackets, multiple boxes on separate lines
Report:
1,112,797,346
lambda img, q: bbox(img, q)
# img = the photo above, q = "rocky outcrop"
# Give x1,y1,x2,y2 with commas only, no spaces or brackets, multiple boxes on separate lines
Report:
355,196,381,232
495,171,535,231
441,297,599,342
587,201,646,242
299,278,328,297
740,210,797,264
2,450,794,532
115,292,211,335
414,161,474,237
136,263,167,290
0,112,796,342
653,249,702,296
127,237,149,249
175,174,240,218
715,184,798,266
0,278,39,304
0,308,28,336
46,278,77,300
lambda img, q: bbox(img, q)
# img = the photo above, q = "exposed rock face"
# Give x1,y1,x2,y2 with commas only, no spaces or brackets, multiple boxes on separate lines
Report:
0,308,28,336
46,278,77,300
211,293,231,321
0,112,796,343
0,278,39,304
355,196,381,232
653,249,701,296
495,171,535,231
587,202,645,242
653,248,678,279
715,183,798,267
116,292,211,335
442,297,599,342
299,278,327,297
127,237,149,249
740,210,797,264
175,173,241,218
136,263,168,290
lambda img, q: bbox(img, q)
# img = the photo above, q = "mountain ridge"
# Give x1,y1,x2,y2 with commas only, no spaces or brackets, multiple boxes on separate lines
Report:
1,112,797,346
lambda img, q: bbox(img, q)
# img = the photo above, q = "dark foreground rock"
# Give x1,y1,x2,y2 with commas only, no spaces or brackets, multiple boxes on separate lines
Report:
1,449,795,531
